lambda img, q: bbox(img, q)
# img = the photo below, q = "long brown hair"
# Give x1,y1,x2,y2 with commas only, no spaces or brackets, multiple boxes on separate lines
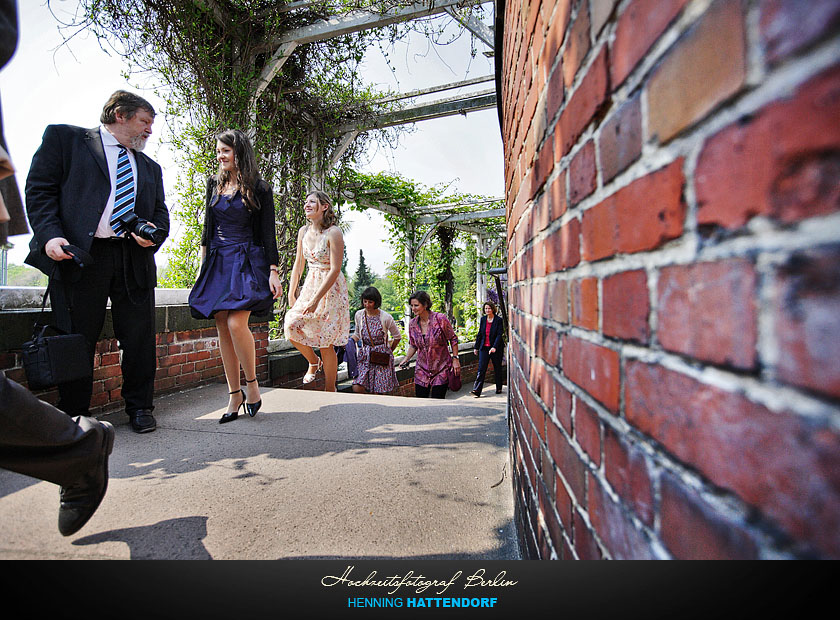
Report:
308,190,337,230
216,129,261,212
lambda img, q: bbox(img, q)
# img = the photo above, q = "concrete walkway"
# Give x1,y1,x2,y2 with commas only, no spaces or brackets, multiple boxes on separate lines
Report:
0,383,519,560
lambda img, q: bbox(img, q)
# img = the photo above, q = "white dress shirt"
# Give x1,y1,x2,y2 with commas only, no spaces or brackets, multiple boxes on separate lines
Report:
94,125,138,238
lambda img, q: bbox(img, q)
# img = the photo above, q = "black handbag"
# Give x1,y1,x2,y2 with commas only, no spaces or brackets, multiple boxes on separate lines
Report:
22,277,91,391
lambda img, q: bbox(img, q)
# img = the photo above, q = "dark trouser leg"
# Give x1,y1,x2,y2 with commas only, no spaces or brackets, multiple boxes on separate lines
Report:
48,257,111,417
430,383,448,399
415,382,430,398
473,347,491,395
490,349,505,391
0,375,102,487
110,276,156,415
415,382,449,399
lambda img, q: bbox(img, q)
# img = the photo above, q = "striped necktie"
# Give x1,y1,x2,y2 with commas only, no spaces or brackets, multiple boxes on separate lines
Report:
110,146,135,236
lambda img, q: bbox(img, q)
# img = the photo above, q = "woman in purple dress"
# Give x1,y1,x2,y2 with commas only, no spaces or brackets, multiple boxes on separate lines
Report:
397,290,460,398
188,129,281,423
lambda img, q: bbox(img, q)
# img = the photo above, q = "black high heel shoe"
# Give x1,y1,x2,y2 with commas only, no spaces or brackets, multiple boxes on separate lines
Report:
219,389,245,424
244,377,261,417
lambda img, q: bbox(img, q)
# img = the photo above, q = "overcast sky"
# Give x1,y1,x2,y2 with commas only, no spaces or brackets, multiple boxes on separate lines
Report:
0,1,504,277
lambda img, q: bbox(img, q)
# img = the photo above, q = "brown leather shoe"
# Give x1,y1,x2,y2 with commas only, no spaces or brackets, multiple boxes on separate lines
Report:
58,420,115,536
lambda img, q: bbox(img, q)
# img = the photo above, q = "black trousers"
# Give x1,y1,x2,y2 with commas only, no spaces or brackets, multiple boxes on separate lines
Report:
415,382,448,399
0,375,104,487
473,346,504,395
49,238,156,416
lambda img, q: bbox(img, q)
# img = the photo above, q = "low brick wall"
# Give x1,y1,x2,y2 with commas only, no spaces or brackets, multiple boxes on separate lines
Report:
0,288,268,414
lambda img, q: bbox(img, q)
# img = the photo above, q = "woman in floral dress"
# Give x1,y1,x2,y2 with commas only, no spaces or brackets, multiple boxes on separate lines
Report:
397,290,460,398
283,191,350,392
351,286,401,394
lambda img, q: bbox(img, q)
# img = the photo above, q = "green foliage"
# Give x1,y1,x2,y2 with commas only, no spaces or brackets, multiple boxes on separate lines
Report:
350,249,376,309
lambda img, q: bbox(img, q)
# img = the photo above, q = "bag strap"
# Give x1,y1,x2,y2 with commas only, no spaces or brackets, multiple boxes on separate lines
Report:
363,312,384,347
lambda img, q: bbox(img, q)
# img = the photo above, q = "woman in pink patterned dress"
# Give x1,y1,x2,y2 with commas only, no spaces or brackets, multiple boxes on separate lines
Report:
397,290,461,398
351,286,401,394
283,191,350,392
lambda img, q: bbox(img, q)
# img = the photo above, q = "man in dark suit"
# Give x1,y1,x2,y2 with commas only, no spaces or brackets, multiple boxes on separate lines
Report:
1,0,115,538
25,90,170,433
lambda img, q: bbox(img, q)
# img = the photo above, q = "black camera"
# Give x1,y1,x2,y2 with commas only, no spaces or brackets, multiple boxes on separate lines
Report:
117,212,166,245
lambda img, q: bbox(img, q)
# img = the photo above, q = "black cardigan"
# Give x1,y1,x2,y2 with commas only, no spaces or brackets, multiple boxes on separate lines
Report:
474,315,505,351
200,175,279,266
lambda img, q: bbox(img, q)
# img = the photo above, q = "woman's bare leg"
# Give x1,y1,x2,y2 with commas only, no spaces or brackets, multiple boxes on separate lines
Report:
225,310,259,403
320,346,338,392
215,311,243,412
352,384,367,393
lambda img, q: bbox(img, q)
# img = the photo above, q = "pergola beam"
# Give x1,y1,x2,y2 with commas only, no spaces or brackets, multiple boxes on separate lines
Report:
378,75,495,103
443,6,494,48
416,207,505,225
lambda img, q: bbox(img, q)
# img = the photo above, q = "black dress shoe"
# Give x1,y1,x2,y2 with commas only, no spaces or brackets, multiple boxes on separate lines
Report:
471,390,481,398
130,409,156,433
496,387,503,394
58,420,115,536
244,377,261,417
219,389,245,424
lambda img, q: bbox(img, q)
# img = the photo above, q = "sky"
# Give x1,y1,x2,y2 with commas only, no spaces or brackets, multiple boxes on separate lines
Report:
0,1,504,278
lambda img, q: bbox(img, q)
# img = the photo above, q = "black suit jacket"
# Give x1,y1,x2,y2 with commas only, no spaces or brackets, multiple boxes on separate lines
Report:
24,124,169,287
474,315,505,352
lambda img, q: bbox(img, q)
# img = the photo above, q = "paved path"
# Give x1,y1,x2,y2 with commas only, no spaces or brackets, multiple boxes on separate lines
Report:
0,384,519,560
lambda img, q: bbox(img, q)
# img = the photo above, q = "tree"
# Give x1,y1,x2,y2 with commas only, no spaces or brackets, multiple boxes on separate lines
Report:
351,249,376,309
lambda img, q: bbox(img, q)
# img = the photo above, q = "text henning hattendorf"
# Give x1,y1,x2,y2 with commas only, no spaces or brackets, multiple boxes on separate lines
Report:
321,566,518,596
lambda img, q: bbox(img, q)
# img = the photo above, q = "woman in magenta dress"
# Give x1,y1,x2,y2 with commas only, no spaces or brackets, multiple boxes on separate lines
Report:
188,129,281,423
397,290,461,398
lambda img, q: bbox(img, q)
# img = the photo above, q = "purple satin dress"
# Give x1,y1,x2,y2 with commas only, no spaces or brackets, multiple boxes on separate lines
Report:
188,192,273,319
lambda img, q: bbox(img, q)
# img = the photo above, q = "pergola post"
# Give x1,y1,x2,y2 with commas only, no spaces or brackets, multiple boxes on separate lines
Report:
475,233,488,318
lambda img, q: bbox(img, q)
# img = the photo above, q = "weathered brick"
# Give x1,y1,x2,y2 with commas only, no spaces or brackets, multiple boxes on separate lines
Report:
555,46,609,156
610,0,689,87
774,247,840,399
548,169,568,220
547,417,587,503
570,276,598,331
581,159,685,261
575,397,602,466
562,2,591,88
603,425,654,526
590,0,620,39
657,259,758,370
625,360,840,557
759,0,840,65
545,217,581,273
588,473,657,559
695,65,840,229
561,335,620,412
553,377,573,434
568,140,597,206
647,0,746,143
660,472,759,560
598,91,642,183
573,509,603,559
602,269,650,343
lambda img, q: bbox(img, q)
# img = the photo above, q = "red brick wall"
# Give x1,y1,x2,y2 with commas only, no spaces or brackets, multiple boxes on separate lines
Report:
501,0,840,558
1,310,269,414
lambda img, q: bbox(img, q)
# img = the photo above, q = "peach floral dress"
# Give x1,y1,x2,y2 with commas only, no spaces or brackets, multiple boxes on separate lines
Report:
283,227,350,347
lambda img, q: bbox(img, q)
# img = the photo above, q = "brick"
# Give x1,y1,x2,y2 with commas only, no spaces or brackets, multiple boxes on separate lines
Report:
610,0,689,87
660,472,759,560
546,418,587,503
598,91,642,183
575,398,601,466
555,468,574,534
562,2,591,88
695,65,840,229
625,360,840,557
555,46,609,157
548,169,568,220
588,473,657,559
759,0,840,65
647,0,746,143
553,378,573,434
573,509,602,559
774,248,840,399
548,278,569,323
570,277,598,331
657,259,758,370
568,140,597,206
603,425,654,526
545,218,581,273
561,335,620,412
602,269,649,343
581,159,685,261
